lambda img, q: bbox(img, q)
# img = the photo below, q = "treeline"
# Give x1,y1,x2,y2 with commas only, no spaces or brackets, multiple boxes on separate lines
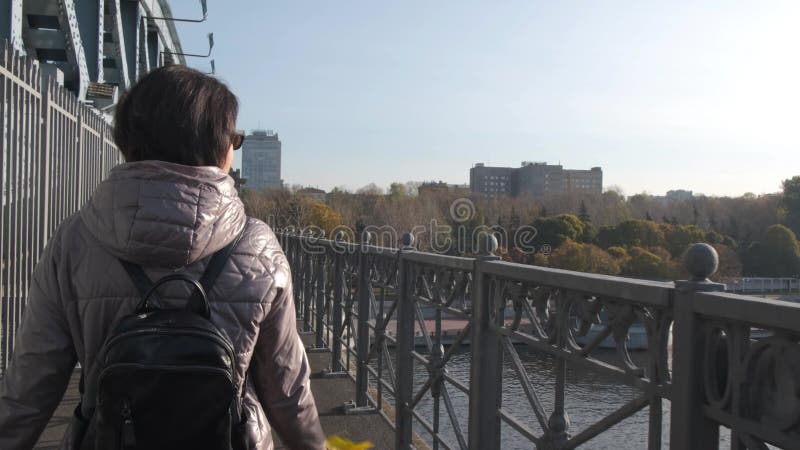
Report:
240,177,800,281
511,214,785,282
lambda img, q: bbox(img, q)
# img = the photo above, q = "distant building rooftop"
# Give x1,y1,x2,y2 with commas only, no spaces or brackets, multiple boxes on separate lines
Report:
298,187,326,194
297,187,327,203
251,130,279,138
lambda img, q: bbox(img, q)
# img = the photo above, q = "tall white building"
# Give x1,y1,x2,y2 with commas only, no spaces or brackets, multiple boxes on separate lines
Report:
241,130,282,190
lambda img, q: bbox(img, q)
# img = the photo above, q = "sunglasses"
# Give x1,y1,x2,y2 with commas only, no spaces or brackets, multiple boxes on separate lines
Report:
231,130,245,150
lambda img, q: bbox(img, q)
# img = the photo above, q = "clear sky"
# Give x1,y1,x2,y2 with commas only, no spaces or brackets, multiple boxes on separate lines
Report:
170,1,799,197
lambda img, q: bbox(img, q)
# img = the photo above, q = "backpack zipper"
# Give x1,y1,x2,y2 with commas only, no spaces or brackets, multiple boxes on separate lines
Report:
102,327,236,369
121,398,136,449
98,363,235,392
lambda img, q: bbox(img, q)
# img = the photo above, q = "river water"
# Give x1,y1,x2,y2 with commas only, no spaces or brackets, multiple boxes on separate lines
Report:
372,346,736,449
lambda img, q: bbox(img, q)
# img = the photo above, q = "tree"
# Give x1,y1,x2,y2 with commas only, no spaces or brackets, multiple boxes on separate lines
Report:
728,216,740,240
662,224,706,258
712,244,742,280
782,176,800,235
649,246,681,277
579,221,597,244
606,246,628,259
742,224,800,277
404,181,422,197
357,183,384,195
548,240,620,275
723,235,737,249
763,224,800,275
305,198,343,235
578,200,590,222
623,247,672,280
597,220,665,249
509,206,521,229
592,190,632,225
742,242,768,277
532,252,549,267
709,212,718,231
388,182,407,198
596,226,617,248
533,214,585,248
705,230,723,244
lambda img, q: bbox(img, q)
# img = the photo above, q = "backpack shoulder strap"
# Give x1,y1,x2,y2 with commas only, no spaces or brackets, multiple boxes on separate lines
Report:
118,259,161,303
190,225,247,304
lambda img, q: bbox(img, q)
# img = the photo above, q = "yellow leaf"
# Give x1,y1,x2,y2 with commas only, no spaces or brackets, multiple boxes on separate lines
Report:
325,435,374,450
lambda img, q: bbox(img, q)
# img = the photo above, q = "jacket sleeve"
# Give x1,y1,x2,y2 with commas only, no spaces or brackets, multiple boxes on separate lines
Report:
0,237,77,449
251,279,325,449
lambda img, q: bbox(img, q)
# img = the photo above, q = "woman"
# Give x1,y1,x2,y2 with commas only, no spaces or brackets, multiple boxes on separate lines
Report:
0,65,325,449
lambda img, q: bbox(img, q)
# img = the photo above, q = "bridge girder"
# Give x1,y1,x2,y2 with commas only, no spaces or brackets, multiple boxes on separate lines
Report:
3,0,185,108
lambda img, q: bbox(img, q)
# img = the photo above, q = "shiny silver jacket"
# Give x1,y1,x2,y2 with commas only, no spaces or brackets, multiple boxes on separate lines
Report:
0,161,324,449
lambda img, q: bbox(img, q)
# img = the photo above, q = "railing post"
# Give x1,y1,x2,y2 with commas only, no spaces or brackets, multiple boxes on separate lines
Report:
395,233,416,449
289,233,304,324
314,245,326,348
670,243,725,450
330,232,344,372
468,235,502,450
355,231,373,407
302,231,312,332
38,77,51,246
295,233,305,326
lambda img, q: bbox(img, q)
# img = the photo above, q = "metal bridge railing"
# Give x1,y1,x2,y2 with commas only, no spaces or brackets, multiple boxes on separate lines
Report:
0,40,122,375
280,229,800,450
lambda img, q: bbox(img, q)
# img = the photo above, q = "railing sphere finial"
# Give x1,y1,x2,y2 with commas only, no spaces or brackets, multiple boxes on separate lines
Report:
478,234,499,256
401,232,415,249
684,243,718,282
335,230,345,241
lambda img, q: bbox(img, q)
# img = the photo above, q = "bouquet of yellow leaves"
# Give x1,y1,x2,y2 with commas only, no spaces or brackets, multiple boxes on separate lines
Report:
325,435,374,450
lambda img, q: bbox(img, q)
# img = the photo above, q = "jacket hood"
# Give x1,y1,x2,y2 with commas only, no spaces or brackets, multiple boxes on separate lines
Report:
80,160,247,268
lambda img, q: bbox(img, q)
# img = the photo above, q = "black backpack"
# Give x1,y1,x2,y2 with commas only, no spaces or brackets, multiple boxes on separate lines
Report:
78,231,248,450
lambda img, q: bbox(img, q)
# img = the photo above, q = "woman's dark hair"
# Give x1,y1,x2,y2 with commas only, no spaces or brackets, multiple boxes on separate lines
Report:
113,65,238,167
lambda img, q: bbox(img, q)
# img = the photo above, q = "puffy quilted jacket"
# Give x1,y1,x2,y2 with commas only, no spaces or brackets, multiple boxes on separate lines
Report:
0,160,325,449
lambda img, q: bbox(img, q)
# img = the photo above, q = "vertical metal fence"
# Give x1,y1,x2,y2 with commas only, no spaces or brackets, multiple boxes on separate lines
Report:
282,229,800,449
0,41,122,375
